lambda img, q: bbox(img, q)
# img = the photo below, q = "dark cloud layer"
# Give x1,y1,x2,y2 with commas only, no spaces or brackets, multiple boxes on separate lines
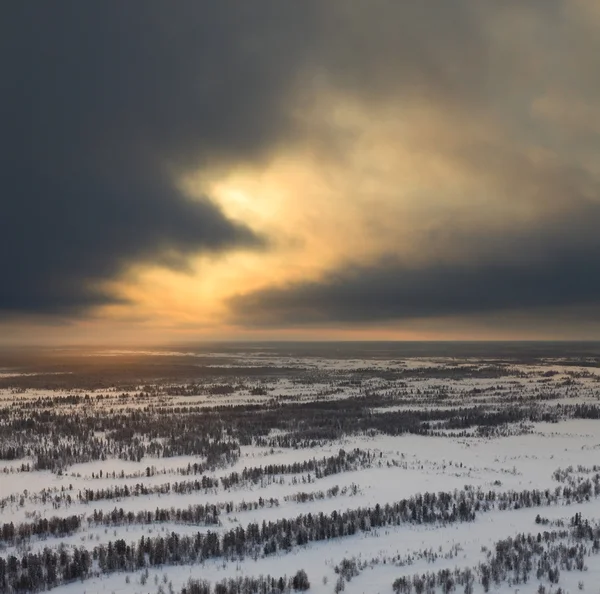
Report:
2,1,599,329
1,2,325,314
1,0,491,316
230,204,600,326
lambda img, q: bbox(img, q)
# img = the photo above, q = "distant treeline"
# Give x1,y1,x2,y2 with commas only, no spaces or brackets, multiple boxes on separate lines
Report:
3,381,600,475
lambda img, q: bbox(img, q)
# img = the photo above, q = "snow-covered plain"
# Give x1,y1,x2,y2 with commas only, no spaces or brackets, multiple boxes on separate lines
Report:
2,348,600,594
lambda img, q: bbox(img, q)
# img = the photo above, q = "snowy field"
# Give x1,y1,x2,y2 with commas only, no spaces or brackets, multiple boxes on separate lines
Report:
1,343,600,594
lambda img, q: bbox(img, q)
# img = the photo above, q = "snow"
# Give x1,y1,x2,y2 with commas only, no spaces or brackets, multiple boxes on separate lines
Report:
3,353,600,594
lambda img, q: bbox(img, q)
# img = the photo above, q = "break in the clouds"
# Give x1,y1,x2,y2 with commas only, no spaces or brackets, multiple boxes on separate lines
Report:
2,1,600,337
1,2,323,314
229,201,600,325
227,1,600,330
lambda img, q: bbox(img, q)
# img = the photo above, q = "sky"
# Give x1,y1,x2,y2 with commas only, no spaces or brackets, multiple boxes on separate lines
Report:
2,1,600,345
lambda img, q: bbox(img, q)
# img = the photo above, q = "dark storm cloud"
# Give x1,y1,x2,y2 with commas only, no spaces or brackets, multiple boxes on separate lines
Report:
229,203,600,326
0,1,325,314
0,0,590,320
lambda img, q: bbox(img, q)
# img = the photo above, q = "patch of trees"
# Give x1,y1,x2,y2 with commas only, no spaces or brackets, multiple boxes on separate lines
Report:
75,449,368,505
0,407,241,472
4,482,597,593
5,372,600,478
0,516,81,547
182,570,309,594
392,516,600,594
284,483,359,503
220,449,372,489
5,467,600,552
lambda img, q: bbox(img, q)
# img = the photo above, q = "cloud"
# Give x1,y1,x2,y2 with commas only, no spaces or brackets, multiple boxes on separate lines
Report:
223,1,600,331
228,201,600,326
1,2,326,314
2,0,599,333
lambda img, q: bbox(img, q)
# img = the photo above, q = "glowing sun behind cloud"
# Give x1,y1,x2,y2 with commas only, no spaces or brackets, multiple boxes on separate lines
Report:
3,2,600,345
